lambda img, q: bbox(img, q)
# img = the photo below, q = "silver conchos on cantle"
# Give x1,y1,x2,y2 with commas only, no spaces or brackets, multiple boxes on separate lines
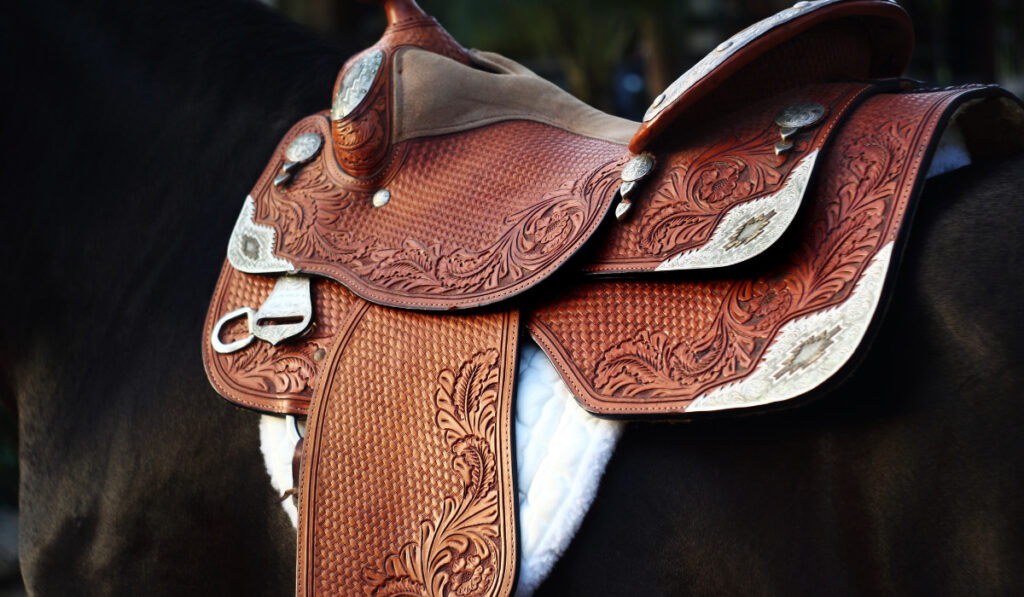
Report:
774,101,826,155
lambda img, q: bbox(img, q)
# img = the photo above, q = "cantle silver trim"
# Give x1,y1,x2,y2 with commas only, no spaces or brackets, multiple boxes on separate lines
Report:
643,0,892,122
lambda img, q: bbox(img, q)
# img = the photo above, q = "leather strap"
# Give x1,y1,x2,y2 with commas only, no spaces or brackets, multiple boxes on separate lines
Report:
203,261,360,415
277,437,304,503
297,304,519,596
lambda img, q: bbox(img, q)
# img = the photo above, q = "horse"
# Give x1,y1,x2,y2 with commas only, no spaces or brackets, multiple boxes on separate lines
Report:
2,0,1023,595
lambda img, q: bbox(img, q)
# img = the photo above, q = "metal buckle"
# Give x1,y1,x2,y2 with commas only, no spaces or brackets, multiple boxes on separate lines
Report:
210,276,313,354
211,307,256,354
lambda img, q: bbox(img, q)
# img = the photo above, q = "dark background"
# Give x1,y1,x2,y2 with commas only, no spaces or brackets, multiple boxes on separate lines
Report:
266,0,1023,119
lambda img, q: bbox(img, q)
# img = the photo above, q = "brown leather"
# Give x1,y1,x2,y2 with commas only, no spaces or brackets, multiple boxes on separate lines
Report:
208,86,1024,420
201,3,1024,596
202,261,360,415
329,3,470,178
249,114,627,310
629,0,913,153
528,86,1010,415
297,306,519,597
587,81,874,273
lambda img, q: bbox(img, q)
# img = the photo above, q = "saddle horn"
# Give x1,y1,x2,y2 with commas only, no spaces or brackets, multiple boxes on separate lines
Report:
330,0,472,177
358,0,429,27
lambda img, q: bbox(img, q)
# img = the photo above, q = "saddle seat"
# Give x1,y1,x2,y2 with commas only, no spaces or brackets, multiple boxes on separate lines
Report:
202,1,1024,595
225,0,914,309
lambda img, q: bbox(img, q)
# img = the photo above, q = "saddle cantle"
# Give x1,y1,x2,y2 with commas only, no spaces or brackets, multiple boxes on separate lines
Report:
202,0,1024,595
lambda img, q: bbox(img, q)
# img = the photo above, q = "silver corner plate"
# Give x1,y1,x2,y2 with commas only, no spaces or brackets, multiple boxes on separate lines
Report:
688,242,893,412
227,196,296,274
656,150,819,271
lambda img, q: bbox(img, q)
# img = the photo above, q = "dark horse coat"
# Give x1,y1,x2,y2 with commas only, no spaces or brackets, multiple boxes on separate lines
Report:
2,0,1023,595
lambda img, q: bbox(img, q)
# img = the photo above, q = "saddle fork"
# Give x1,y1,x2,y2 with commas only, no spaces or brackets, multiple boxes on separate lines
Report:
210,276,313,354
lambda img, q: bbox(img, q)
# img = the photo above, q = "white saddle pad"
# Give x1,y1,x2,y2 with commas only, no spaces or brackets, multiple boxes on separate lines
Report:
259,342,622,597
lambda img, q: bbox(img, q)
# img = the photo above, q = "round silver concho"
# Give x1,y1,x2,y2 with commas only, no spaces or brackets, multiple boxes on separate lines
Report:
774,101,827,130
621,153,655,182
372,189,391,208
285,132,323,164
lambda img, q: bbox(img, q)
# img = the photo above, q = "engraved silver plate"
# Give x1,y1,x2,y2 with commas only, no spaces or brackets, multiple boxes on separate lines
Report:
774,101,827,129
227,196,296,274
331,50,385,121
251,276,312,346
285,132,323,164
209,276,313,354
621,154,655,182
657,150,819,271
643,0,853,123
688,243,893,412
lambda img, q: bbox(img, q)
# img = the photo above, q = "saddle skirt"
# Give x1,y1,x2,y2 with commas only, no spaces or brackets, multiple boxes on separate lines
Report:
202,0,1024,595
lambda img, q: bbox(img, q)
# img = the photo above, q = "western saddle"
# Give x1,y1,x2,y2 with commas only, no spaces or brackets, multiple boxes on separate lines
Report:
202,0,1024,594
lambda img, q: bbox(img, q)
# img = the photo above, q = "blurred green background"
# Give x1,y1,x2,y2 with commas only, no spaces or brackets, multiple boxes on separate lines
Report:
265,0,1023,118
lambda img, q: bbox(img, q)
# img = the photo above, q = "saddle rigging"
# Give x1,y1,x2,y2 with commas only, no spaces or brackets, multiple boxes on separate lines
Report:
202,0,1024,595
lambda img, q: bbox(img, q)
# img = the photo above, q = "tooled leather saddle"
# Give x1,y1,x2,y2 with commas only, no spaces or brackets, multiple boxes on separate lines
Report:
202,0,1024,595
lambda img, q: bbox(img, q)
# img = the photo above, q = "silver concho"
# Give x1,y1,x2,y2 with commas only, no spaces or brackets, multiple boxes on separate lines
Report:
621,154,655,182
331,50,385,121
372,189,391,208
774,101,827,129
285,132,323,164
616,153,656,221
274,132,323,188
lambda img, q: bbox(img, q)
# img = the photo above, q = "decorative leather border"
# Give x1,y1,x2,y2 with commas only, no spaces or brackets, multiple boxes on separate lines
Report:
586,82,874,273
202,260,358,415
529,86,1001,416
234,114,627,310
297,307,519,596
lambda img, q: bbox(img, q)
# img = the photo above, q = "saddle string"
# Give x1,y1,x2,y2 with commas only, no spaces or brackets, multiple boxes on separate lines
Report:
276,436,304,504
